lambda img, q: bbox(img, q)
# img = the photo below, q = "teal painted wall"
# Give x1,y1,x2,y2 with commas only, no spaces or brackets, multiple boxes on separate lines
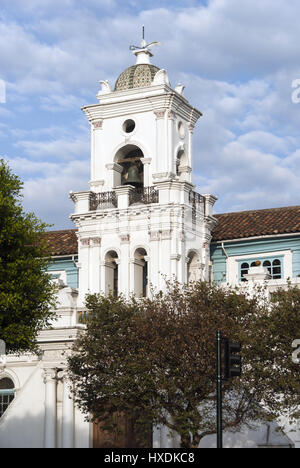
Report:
47,256,78,289
211,236,300,283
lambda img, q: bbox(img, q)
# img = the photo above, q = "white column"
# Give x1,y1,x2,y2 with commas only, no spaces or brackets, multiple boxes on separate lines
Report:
105,163,123,190
154,110,166,174
187,124,194,184
149,231,160,293
78,237,90,306
43,369,57,449
91,120,103,183
58,371,74,449
115,185,134,209
119,237,130,297
90,237,101,294
167,111,175,176
100,261,106,295
141,158,152,187
129,259,136,295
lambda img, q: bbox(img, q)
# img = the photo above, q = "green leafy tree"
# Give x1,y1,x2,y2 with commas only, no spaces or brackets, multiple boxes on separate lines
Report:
0,159,56,352
68,281,300,448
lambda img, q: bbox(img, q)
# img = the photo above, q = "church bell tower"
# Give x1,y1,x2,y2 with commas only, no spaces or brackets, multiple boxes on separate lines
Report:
70,32,217,306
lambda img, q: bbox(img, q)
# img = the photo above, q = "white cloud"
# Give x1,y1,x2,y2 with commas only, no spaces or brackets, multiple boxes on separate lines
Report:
7,157,90,229
2,0,300,227
14,137,89,161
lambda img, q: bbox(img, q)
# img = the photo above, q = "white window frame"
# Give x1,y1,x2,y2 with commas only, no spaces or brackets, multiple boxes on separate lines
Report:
226,250,293,285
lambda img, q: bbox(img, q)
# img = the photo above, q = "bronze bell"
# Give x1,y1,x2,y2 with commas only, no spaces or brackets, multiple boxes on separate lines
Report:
125,165,142,187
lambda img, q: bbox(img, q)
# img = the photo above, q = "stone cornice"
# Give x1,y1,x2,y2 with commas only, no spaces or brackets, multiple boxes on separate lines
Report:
38,326,85,345
82,87,202,126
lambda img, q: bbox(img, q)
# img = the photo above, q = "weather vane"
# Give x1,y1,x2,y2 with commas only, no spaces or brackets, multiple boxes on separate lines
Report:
129,25,160,51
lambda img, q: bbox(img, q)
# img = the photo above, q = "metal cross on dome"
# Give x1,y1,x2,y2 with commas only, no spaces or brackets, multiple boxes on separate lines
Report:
129,26,160,51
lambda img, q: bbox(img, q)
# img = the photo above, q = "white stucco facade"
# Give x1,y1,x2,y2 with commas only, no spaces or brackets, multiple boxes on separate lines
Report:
0,41,298,449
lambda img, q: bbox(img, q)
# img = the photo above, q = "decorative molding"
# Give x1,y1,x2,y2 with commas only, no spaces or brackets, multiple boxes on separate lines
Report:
89,179,105,189
105,163,123,173
171,254,181,261
115,185,135,196
154,109,166,119
57,369,68,381
178,165,192,174
43,349,65,364
82,90,202,126
91,237,101,246
161,229,172,240
140,157,152,165
80,238,91,247
130,258,145,267
149,230,161,241
188,123,195,133
152,172,176,181
120,234,130,244
43,369,57,383
93,120,103,130
168,110,175,120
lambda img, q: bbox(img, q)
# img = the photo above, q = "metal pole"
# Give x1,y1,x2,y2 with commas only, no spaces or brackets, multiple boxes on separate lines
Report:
216,331,223,448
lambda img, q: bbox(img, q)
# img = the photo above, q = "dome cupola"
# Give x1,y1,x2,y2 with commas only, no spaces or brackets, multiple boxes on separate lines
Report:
114,63,160,91
114,26,161,91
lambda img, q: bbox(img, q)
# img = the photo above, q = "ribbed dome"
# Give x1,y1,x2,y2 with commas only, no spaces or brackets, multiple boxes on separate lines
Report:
115,64,160,91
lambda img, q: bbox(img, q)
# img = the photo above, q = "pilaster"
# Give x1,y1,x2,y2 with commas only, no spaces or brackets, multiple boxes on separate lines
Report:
57,370,74,449
43,368,57,449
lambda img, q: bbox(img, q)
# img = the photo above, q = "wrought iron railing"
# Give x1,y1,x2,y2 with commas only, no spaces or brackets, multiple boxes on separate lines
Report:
90,191,117,210
189,190,205,225
129,186,159,206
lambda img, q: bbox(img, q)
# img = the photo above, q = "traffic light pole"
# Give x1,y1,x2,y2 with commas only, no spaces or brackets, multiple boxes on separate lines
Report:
216,331,223,449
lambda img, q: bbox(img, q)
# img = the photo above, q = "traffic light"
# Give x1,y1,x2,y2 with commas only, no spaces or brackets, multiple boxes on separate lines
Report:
224,339,242,379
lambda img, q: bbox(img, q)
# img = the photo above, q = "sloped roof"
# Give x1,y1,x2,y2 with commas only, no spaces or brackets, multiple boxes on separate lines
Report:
212,205,300,242
45,229,78,256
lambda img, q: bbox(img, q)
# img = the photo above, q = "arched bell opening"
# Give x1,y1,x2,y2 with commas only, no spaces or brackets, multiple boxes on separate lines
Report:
133,248,148,298
115,145,144,189
176,149,190,182
105,250,119,297
187,251,201,284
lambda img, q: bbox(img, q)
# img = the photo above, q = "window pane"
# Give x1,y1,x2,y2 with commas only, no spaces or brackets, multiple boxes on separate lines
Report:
273,259,281,266
0,392,14,418
0,378,14,390
240,263,249,281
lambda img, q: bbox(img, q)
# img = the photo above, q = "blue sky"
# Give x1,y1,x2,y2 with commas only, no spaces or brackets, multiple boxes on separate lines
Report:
1,0,300,230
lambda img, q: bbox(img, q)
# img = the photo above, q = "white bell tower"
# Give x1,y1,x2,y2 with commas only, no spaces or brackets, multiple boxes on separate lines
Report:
70,32,217,306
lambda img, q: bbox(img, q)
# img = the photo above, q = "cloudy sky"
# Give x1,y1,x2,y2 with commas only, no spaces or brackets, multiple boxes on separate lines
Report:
1,0,300,230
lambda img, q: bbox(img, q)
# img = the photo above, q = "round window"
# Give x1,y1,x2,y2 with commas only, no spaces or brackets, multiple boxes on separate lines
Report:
123,119,136,133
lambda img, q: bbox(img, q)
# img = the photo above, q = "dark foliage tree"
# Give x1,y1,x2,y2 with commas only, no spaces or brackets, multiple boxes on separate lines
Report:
68,281,300,448
0,159,56,352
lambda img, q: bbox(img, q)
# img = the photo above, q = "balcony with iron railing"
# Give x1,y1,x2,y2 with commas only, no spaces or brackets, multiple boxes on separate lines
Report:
70,183,217,220
90,191,117,210
89,186,159,211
